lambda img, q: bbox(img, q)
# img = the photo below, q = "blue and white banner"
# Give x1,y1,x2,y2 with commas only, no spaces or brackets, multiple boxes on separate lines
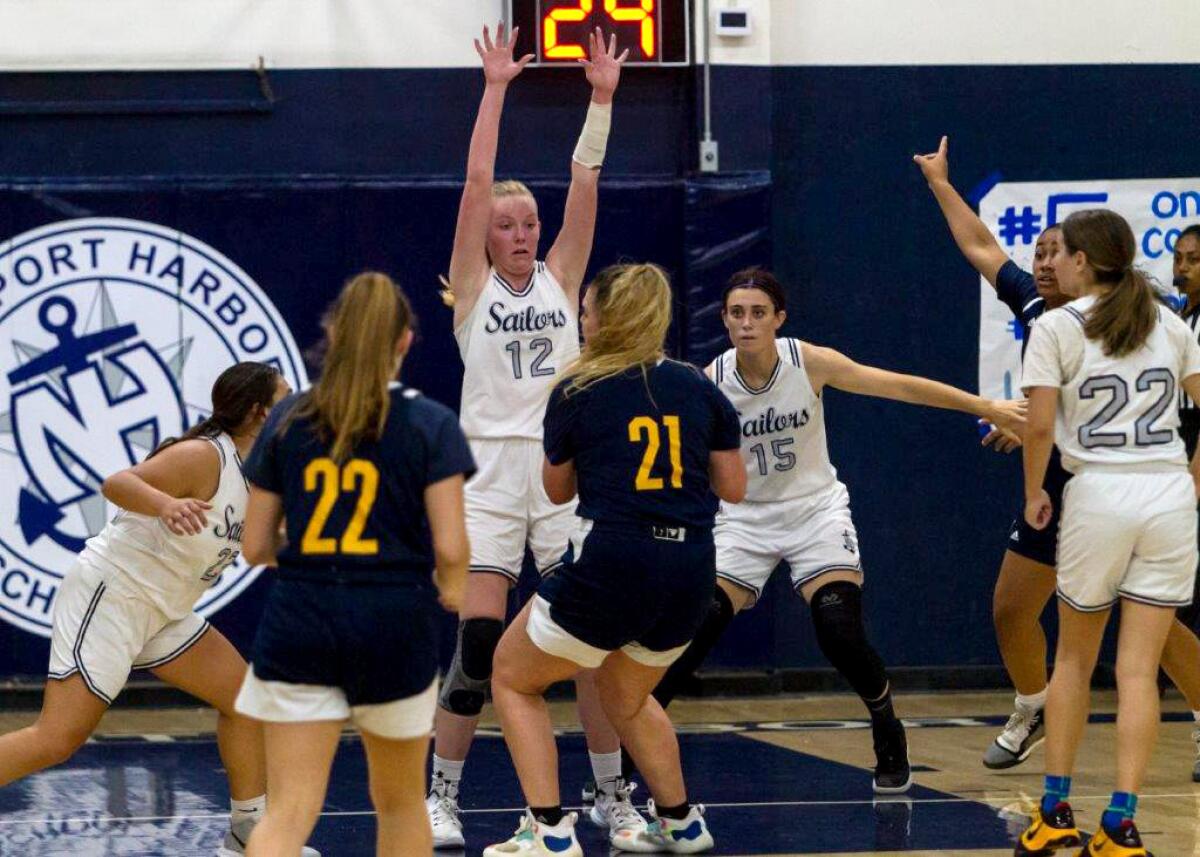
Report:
0,218,308,637
978,179,1200,400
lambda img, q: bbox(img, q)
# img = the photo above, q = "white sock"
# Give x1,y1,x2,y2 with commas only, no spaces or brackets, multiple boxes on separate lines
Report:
589,750,622,794
432,755,465,789
1016,688,1048,711
231,795,266,824
1192,710,1200,723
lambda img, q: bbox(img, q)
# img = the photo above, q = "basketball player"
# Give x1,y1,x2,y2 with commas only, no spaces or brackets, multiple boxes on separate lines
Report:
236,273,473,856
1015,210,1200,857
484,263,744,856
0,362,321,856
636,267,1027,794
430,23,644,850
916,137,1200,776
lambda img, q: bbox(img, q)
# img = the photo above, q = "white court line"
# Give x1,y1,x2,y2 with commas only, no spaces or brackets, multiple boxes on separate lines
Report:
1,792,1198,827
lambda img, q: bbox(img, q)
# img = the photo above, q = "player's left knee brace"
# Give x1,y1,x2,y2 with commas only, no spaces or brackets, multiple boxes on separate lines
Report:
438,617,504,717
809,580,889,702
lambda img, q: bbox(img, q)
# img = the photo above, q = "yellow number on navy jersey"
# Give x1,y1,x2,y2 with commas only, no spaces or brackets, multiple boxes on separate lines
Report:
300,458,380,555
628,415,683,491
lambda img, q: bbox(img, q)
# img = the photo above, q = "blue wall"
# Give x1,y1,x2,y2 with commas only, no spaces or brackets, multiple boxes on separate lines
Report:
1,62,1196,683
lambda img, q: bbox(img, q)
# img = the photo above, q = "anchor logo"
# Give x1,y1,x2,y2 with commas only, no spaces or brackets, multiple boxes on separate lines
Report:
0,217,307,638
9,295,186,555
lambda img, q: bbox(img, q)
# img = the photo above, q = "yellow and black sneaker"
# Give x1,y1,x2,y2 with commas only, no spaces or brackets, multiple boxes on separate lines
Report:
1015,802,1082,855
1080,819,1153,856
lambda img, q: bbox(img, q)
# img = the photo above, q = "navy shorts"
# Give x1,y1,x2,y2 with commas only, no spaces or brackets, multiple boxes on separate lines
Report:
1006,449,1072,568
251,575,438,707
537,522,716,655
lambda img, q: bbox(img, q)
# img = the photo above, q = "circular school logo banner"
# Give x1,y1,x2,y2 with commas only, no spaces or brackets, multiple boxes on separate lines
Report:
0,218,307,637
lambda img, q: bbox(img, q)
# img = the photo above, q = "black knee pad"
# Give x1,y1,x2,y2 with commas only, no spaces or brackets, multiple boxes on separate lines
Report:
438,617,504,716
810,580,888,702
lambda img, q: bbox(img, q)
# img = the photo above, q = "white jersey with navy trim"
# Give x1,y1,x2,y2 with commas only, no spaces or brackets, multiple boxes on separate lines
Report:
83,432,248,619
455,262,580,440
709,337,840,503
1022,295,1200,473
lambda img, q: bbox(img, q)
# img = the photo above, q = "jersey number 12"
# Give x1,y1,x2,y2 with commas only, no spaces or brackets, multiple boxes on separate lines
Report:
628,415,683,491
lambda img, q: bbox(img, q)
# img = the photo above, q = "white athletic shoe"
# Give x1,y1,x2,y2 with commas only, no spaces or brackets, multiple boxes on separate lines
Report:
482,810,583,857
982,701,1044,770
589,779,658,852
426,777,466,850
1191,725,1200,783
216,817,321,856
645,800,714,854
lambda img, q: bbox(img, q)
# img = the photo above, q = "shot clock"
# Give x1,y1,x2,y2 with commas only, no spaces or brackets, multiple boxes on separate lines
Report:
508,0,691,66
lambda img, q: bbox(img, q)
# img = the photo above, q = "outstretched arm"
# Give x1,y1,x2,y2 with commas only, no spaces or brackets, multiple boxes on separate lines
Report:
448,23,534,324
547,29,627,302
914,136,1009,287
803,342,1027,435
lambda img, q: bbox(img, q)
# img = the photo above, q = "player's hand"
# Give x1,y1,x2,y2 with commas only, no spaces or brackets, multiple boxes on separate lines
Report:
913,135,950,184
1024,489,1052,531
981,426,1022,454
475,22,533,86
160,498,212,536
985,397,1027,436
580,28,628,101
435,570,466,613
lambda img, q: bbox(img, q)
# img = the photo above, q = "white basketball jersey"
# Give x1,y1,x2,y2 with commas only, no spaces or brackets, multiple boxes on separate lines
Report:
455,262,580,440
84,432,248,618
1022,295,1200,473
710,338,840,503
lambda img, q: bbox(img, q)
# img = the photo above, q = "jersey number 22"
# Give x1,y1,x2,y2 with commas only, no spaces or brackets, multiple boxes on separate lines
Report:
301,458,380,555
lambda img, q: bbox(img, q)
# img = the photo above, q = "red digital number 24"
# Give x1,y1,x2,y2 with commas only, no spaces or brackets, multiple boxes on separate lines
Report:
544,0,656,61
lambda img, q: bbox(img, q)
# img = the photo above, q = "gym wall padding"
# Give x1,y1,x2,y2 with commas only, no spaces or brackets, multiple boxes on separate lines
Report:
0,61,1197,685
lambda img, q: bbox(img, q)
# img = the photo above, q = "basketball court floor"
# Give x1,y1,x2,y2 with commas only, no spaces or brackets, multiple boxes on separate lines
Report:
1,691,1198,856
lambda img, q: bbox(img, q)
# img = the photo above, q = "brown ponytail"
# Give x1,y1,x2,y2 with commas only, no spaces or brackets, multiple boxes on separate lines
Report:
291,272,413,463
149,362,280,459
1062,209,1157,357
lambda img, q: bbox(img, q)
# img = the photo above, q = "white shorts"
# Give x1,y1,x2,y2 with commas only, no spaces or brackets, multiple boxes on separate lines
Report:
48,557,210,704
235,670,438,741
715,482,862,607
1056,469,1198,612
465,437,578,581
526,595,688,669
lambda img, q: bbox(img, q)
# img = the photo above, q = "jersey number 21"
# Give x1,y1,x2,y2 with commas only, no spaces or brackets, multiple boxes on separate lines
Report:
628,416,683,491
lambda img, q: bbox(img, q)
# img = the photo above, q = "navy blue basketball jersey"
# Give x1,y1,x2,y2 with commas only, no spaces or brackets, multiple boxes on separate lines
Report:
996,261,1044,357
245,383,475,579
543,360,741,529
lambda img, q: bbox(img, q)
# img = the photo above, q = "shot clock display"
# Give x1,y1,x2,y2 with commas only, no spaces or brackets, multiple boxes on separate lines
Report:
508,0,691,66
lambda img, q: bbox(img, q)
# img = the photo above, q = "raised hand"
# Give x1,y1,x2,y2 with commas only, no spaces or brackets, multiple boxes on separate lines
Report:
913,135,950,184
579,28,629,101
474,22,534,86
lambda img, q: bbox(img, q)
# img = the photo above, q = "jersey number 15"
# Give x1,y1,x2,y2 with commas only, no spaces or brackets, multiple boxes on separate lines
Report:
628,416,683,491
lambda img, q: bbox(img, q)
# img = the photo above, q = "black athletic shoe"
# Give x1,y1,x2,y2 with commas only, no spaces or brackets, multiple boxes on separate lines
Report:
581,778,597,807
872,716,912,794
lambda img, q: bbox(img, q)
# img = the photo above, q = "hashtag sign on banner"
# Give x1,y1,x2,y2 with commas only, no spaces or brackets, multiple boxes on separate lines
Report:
997,205,1043,246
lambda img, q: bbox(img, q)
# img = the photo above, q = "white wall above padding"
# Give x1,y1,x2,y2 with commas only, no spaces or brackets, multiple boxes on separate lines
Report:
2,0,1196,70
769,0,1200,66
0,0,506,71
